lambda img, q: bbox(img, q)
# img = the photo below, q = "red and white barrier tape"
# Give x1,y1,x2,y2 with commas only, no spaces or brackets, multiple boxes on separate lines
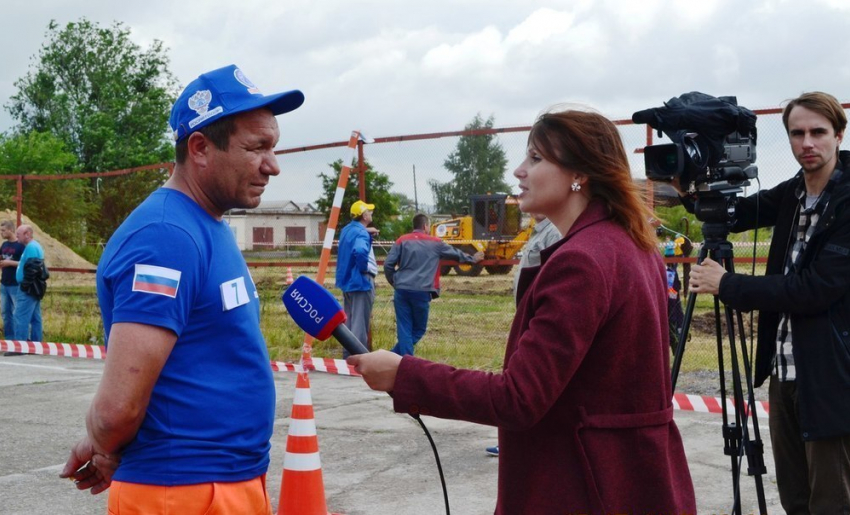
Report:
673,392,769,417
272,357,359,376
1,339,105,360
0,339,358,377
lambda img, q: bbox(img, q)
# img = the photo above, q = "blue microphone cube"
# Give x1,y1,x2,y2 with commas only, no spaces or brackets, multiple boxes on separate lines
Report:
282,275,347,340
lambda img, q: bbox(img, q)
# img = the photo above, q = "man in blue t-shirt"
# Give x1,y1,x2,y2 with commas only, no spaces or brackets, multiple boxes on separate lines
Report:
0,220,25,344
60,64,304,512
13,224,45,342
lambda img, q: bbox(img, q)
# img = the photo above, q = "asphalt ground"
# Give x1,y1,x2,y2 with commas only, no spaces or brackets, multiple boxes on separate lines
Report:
1,353,783,514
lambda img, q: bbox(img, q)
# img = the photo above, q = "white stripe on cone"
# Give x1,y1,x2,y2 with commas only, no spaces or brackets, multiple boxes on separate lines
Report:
288,418,318,437
283,451,322,472
293,388,313,405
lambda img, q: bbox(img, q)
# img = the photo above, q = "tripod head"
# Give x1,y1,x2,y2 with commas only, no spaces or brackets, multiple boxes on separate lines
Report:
691,182,746,247
700,222,732,248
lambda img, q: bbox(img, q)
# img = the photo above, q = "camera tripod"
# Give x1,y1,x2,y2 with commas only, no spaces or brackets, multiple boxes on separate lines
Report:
670,222,768,515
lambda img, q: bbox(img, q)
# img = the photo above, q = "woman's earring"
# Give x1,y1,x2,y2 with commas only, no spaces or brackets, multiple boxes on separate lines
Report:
571,182,582,192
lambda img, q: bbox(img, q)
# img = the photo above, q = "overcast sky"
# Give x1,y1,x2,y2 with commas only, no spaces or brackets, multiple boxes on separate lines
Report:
3,0,850,203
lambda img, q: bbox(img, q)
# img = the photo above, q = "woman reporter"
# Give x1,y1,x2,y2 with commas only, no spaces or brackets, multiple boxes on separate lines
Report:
348,107,696,514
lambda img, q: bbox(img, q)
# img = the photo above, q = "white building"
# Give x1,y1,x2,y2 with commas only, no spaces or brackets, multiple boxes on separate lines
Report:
225,200,325,251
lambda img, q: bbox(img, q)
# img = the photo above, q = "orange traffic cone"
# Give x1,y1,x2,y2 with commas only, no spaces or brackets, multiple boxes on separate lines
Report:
277,372,332,515
285,267,294,285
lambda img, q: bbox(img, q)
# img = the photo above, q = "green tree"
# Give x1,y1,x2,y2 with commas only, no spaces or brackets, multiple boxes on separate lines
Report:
0,131,89,243
380,212,418,241
6,18,178,242
392,192,417,213
429,114,510,214
315,159,400,232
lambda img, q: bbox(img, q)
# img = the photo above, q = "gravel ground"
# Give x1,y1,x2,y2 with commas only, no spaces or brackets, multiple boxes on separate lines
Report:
676,368,769,402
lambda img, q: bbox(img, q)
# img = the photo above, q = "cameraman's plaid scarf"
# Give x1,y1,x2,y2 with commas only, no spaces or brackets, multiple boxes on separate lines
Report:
774,168,843,381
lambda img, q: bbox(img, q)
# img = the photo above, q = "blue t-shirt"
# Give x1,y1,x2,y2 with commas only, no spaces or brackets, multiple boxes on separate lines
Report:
16,240,44,284
1,240,25,286
97,188,275,485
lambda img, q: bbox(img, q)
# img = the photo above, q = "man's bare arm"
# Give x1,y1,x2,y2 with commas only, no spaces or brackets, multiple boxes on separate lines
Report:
61,322,176,493
87,322,177,453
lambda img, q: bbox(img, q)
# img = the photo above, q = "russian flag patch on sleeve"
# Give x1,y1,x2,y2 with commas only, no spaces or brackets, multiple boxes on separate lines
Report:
132,264,182,298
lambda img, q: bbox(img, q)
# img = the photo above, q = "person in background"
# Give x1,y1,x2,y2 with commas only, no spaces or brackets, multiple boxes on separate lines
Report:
663,235,675,258
686,91,850,514
335,200,379,355
0,220,25,353
60,64,304,514
13,224,45,342
486,212,560,457
674,233,694,296
666,261,685,353
383,213,483,356
349,107,695,514
512,214,561,302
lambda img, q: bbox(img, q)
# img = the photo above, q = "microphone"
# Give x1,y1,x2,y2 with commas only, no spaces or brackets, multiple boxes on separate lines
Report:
282,275,370,355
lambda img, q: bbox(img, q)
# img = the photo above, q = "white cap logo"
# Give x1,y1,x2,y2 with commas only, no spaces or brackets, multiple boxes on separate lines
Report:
234,68,261,95
188,90,212,115
187,90,223,129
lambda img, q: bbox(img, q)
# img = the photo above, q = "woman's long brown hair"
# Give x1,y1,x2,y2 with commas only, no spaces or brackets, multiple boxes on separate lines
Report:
529,108,657,252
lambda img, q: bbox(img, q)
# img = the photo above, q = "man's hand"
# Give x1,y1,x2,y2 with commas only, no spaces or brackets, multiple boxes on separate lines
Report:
366,227,380,236
689,257,726,295
472,251,485,263
59,437,121,495
347,350,402,392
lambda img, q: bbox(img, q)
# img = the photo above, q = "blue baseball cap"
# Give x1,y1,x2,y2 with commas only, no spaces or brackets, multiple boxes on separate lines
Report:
169,64,304,142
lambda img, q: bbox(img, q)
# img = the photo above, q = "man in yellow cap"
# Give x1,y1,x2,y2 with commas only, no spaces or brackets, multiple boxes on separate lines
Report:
335,200,379,355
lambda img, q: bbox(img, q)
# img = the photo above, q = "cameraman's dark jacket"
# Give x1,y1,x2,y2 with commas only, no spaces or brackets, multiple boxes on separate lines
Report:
21,258,49,300
682,150,850,441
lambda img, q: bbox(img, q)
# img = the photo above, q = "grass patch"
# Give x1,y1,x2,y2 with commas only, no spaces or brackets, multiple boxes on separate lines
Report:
38,267,748,374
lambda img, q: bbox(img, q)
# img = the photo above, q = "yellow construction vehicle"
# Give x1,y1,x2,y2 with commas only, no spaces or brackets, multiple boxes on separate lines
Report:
431,194,534,276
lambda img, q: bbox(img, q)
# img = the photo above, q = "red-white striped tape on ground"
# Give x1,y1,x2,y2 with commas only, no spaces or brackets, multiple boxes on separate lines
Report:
673,392,769,417
1,339,106,360
2,339,771,415
1,339,359,377
271,358,359,376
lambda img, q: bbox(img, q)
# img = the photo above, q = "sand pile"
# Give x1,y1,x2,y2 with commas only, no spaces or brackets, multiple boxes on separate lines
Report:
0,210,96,270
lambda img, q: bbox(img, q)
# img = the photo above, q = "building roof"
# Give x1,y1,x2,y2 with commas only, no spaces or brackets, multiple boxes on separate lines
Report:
228,200,320,215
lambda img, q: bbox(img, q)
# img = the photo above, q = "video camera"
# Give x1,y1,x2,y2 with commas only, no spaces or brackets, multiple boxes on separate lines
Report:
632,92,758,194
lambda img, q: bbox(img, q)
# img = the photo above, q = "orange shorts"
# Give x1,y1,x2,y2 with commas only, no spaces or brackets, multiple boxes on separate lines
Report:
107,474,272,515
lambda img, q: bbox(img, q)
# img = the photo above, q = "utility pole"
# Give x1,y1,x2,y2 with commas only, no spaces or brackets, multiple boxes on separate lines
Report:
413,164,419,212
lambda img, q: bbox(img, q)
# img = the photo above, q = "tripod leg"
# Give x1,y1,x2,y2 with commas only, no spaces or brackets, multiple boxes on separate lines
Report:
722,253,769,515
714,294,743,515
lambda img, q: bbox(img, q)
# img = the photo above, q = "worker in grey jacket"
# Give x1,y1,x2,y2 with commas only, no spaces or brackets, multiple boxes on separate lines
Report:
384,213,483,355
513,215,561,301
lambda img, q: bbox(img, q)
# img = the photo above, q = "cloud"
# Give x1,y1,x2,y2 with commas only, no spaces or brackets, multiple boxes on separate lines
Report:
505,8,576,46
423,26,506,76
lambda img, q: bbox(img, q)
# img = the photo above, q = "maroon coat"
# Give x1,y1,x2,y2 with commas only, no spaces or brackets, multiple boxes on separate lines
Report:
393,200,696,514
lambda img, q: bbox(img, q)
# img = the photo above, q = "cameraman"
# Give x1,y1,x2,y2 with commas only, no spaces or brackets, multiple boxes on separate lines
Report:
683,91,850,514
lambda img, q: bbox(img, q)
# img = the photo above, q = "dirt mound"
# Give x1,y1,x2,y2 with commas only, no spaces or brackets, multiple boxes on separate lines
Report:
689,311,760,337
0,210,96,270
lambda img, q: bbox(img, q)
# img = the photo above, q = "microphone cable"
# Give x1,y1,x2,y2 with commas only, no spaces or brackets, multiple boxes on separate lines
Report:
410,414,450,515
